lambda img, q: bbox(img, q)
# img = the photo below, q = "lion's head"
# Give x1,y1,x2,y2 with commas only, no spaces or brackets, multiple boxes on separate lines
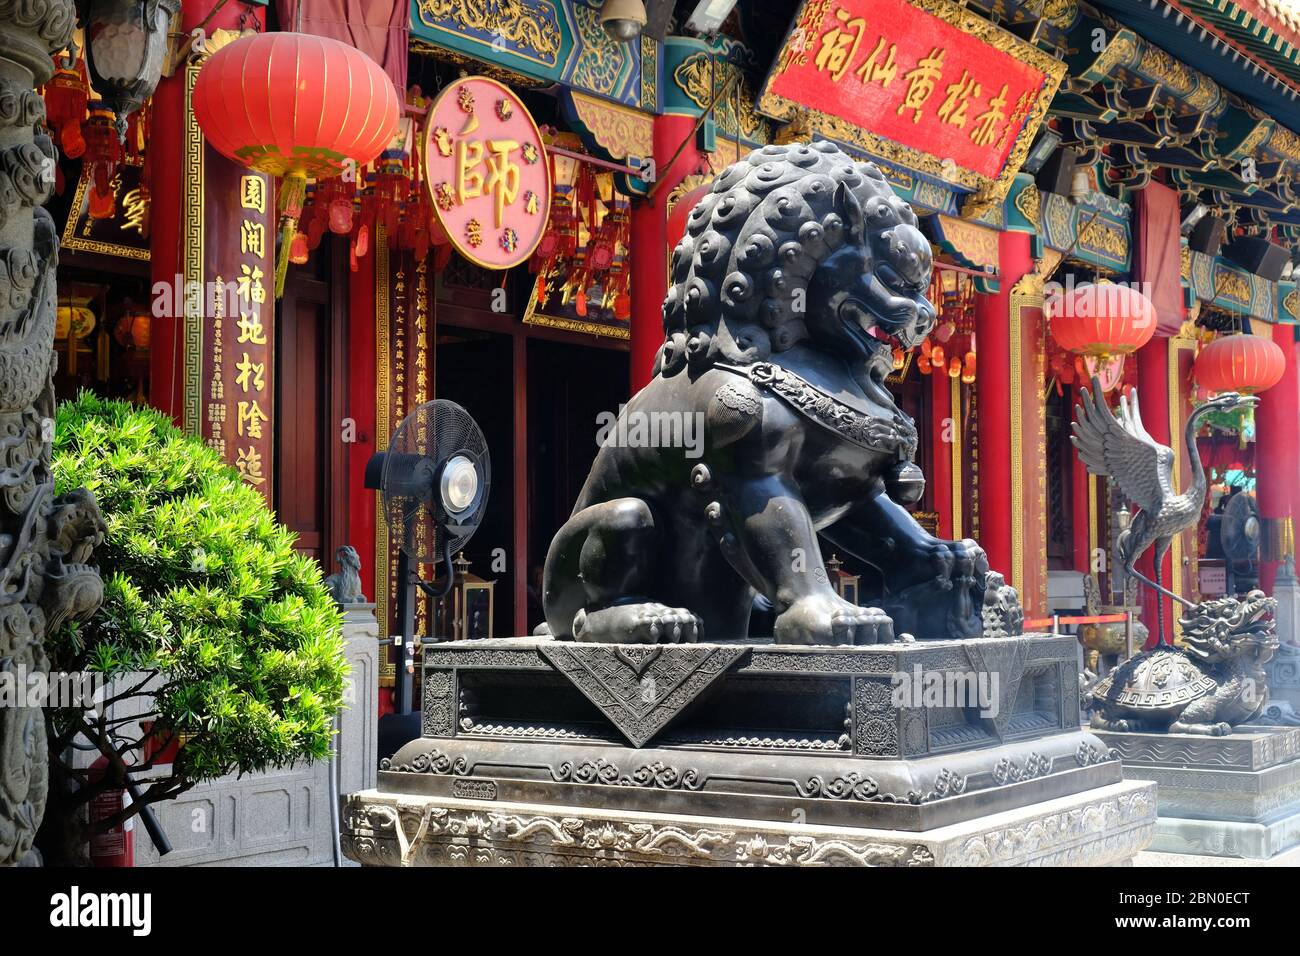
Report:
657,141,936,395
1180,590,1278,665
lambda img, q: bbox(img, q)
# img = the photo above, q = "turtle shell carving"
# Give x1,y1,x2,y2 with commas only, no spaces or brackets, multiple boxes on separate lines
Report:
1092,648,1216,713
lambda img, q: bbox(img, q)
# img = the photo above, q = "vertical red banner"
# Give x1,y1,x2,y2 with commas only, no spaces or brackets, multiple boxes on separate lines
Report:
197,144,276,499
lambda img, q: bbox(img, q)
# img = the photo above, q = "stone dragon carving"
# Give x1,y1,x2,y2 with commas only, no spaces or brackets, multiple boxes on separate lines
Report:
0,0,105,867
541,142,1018,646
1090,591,1278,735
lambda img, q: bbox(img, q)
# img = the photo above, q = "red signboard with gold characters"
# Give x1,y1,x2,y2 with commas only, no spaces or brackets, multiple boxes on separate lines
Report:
758,0,1065,216
424,76,552,270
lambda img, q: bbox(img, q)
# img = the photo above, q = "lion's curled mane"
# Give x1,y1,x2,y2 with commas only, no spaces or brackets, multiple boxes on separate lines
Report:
656,140,919,376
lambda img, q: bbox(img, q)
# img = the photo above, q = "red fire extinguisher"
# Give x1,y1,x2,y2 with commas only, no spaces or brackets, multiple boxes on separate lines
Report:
87,756,134,867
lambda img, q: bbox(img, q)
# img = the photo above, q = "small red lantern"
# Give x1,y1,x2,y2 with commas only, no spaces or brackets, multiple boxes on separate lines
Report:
1195,333,1286,395
1046,282,1157,359
44,64,89,159
113,311,151,350
83,106,123,219
192,32,400,296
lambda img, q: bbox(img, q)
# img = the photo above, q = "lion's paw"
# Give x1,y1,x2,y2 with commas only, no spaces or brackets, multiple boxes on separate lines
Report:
775,594,894,646
573,603,701,644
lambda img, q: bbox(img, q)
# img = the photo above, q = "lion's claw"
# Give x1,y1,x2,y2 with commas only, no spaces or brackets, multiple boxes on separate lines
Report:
775,593,895,646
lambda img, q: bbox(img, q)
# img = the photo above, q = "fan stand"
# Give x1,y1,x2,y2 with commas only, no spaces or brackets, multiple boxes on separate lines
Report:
394,538,456,716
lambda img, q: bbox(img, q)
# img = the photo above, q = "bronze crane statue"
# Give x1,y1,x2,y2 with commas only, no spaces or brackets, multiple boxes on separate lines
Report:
1071,376,1257,647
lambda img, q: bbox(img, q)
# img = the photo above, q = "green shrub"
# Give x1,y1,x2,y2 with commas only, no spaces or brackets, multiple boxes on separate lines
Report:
49,392,346,784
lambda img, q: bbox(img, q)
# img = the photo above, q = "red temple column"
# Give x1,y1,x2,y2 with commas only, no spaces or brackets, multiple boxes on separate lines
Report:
1257,323,1300,594
149,1,263,421
629,114,703,392
974,230,1034,595
1134,338,1174,644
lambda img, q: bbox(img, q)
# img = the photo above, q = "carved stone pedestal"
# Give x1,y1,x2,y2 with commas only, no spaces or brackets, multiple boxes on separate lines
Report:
342,779,1154,867
1096,726,1300,860
342,635,1156,866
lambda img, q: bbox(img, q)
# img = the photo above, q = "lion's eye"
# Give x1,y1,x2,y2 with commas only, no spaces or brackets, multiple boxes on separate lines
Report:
876,263,902,287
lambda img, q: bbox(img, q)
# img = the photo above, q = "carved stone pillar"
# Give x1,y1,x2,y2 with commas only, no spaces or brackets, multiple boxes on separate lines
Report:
0,0,104,867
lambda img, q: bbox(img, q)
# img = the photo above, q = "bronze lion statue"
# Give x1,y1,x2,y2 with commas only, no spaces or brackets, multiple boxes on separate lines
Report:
541,141,1016,645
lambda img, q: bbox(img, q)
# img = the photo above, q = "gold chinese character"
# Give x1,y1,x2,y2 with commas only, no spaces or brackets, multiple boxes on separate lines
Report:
854,36,898,87
483,139,521,228
236,446,266,485
897,47,945,123
465,218,483,247
240,219,265,257
235,352,266,393
121,187,147,235
238,264,266,305
971,83,1008,147
237,311,267,345
456,138,485,203
237,400,268,439
937,70,981,128
814,7,866,83
997,90,1034,151
240,175,266,214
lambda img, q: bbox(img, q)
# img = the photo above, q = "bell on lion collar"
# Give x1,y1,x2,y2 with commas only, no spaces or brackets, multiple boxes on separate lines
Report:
885,461,925,505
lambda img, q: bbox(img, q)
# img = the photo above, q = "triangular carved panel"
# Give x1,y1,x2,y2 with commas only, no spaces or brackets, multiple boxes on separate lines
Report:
964,639,1029,741
540,643,747,748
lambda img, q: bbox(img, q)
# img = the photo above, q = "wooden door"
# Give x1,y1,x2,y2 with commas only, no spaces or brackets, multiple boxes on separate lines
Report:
277,241,347,566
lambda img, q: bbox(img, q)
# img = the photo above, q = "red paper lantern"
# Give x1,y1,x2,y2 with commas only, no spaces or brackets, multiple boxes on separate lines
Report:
44,64,89,159
1195,333,1286,395
1046,282,1157,359
192,33,400,295
83,106,122,219
113,311,151,350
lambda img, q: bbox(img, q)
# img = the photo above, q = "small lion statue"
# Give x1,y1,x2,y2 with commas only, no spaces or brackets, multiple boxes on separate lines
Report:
1089,591,1278,735
324,545,366,606
541,141,1016,646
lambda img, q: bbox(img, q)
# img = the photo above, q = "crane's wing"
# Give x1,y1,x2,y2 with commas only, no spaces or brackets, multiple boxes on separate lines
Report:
1071,376,1173,513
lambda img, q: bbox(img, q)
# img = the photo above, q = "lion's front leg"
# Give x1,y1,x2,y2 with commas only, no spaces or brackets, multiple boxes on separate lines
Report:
822,488,994,639
715,474,893,646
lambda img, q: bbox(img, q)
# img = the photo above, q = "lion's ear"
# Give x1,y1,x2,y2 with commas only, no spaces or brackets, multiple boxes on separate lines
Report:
834,181,864,241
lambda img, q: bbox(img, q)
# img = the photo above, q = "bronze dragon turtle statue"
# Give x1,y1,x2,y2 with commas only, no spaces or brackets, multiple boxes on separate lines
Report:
541,141,1018,645
1089,590,1277,735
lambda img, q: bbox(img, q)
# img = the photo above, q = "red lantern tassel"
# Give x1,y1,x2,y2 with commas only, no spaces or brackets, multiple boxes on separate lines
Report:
274,171,309,298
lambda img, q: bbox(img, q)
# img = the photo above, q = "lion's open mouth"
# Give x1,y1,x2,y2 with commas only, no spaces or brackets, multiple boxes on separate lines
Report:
867,324,906,350
840,312,900,407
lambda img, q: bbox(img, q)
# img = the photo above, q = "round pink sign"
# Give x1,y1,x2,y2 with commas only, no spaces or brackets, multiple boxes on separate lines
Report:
424,76,551,270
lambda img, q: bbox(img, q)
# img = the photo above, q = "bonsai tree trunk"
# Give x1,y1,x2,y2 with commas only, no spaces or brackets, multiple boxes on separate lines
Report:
0,0,104,868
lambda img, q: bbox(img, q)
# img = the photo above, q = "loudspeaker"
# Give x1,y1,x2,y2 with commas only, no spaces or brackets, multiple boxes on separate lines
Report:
1035,147,1077,197
1224,236,1291,281
1189,215,1227,258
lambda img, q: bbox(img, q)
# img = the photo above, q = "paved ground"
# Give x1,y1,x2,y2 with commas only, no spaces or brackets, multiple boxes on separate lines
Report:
1134,845,1300,866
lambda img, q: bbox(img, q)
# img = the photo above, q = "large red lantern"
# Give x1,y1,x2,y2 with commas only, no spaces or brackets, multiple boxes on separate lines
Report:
1046,282,1158,358
1195,333,1286,395
192,32,400,295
